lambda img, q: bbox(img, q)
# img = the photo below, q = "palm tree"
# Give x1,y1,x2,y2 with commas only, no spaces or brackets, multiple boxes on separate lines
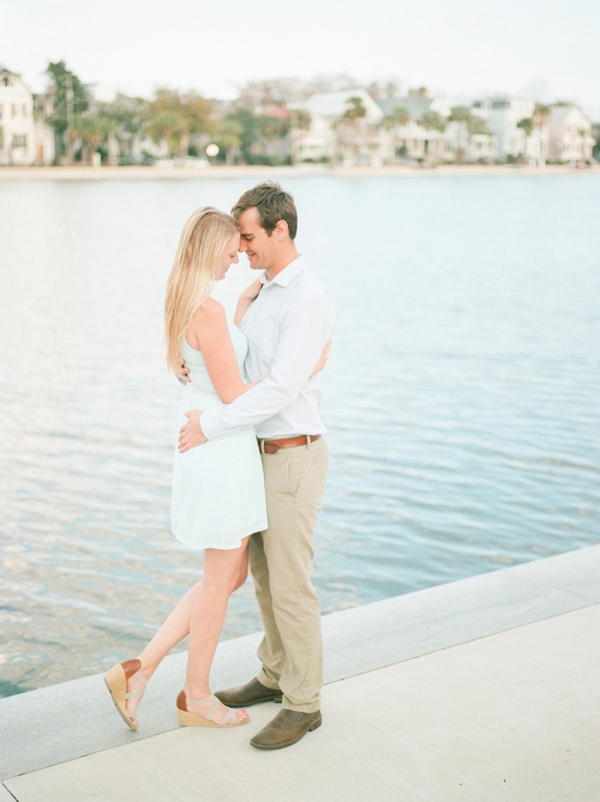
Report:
419,111,446,163
532,104,551,165
342,96,368,162
449,106,473,163
382,106,410,162
516,118,533,162
72,113,103,164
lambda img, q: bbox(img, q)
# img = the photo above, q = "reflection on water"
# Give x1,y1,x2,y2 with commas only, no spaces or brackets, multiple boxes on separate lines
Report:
1,175,599,696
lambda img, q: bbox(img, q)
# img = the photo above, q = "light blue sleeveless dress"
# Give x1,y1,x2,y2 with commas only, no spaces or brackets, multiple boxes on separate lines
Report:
171,323,268,550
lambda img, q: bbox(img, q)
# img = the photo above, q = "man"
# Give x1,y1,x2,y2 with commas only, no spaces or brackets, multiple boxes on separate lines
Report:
178,181,335,750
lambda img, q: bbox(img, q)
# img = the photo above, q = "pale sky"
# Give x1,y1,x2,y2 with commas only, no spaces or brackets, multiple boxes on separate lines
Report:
2,0,599,117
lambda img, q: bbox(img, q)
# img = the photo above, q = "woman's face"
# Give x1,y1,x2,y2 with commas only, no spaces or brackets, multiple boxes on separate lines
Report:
219,232,241,280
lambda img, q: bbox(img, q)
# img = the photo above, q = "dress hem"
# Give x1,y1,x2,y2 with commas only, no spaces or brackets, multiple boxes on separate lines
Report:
172,519,268,552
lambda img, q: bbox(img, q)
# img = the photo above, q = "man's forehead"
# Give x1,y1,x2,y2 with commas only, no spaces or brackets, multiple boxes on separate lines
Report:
238,207,263,235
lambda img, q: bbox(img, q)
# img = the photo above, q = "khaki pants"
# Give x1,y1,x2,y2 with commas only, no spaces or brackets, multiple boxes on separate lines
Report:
250,436,329,713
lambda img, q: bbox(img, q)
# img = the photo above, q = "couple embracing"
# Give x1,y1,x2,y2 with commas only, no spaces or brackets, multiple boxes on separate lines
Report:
104,182,335,751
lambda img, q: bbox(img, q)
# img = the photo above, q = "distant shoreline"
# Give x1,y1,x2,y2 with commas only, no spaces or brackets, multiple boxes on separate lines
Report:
1,164,598,181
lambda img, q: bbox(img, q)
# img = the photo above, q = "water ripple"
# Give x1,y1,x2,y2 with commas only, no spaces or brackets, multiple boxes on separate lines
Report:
1,175,599,695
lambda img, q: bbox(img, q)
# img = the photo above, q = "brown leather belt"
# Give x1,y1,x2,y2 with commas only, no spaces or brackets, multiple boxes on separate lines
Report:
258,434,321,454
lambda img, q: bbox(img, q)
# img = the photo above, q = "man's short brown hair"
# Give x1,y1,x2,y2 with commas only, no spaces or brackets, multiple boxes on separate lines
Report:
231,181,298,240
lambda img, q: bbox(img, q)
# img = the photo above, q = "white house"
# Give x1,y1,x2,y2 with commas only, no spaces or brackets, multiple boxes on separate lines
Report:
472,96,546,164
0,67,55,165
379,94,452,163
297,88,386,165
443,120,498,163
547,106,595,163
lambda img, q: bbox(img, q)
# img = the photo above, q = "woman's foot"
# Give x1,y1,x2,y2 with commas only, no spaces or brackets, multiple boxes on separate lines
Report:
104,659,150,731
176,690,249,727
123,667,151,721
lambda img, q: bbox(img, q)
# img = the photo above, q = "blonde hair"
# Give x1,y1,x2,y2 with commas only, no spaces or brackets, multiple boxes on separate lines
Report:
164,207,239,373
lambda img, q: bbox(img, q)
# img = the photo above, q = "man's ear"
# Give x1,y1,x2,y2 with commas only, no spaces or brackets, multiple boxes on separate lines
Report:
273,219,289,240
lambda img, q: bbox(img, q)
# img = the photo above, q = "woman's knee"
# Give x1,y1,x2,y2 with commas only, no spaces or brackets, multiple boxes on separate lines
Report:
232,565,248,592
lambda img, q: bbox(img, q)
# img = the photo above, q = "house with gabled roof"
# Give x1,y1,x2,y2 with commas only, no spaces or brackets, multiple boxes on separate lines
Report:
296,88,387,165
547,105,595,163
0,66,55,165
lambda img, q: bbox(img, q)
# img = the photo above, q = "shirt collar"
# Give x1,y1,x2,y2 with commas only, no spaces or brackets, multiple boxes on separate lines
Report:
261,255,306,288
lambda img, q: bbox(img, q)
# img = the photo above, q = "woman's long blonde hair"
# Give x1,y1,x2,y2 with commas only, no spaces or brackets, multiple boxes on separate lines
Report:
164,207,239,373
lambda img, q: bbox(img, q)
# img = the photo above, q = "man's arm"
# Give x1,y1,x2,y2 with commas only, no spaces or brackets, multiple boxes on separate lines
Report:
181,293,330,447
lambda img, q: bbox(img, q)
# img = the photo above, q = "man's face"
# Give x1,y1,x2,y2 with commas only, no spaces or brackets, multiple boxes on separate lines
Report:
237,207,279,271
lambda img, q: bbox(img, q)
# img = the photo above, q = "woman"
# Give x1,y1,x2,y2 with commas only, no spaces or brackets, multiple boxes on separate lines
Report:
104,207,326,731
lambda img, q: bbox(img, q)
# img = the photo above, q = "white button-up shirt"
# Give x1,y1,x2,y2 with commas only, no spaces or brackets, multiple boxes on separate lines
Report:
201,255,335,440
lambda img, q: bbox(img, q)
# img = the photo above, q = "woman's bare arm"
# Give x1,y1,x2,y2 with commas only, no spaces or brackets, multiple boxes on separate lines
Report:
188,299,259,404
234,278,263,327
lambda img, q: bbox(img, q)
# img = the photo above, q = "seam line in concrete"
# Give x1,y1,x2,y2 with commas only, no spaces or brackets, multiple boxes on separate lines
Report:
332,598,600,684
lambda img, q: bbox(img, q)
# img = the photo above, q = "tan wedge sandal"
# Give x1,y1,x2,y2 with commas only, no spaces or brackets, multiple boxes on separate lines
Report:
104,659,148,732
176,690,249,728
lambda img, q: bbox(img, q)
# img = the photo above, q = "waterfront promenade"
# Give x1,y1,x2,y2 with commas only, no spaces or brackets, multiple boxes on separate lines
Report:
1,544,599,801
0,164,598,181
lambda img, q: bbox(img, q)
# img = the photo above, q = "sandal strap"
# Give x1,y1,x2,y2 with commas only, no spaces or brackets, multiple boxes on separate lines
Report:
186,695,220,722
185,694,214,706
220,707,238,726
124,672,148,701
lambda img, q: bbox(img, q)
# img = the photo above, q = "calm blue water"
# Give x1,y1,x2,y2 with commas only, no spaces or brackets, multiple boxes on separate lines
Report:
0,173,599,696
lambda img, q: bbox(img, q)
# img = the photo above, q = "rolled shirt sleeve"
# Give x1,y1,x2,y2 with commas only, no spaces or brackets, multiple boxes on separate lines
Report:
201,293,330,440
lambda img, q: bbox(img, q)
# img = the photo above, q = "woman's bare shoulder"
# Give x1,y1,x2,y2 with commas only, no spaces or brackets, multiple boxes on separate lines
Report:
191,297,226,323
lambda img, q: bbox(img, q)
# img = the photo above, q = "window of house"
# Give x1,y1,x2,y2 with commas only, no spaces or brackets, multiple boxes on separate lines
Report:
12,104,17,117
12,134,27,148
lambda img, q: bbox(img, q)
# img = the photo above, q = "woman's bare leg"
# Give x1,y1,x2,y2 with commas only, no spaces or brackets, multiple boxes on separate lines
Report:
124,538,249,720
183,539,250,724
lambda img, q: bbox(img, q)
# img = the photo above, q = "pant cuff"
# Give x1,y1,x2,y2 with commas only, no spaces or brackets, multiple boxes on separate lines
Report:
282,700,322,714
257,669,282,692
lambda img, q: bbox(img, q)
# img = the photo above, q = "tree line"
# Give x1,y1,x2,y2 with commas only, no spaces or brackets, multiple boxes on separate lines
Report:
45,62,600,166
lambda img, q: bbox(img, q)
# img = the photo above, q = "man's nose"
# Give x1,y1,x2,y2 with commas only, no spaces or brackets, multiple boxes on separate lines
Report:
238,241,249,253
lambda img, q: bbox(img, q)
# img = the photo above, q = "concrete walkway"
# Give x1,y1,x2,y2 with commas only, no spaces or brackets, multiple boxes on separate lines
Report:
2,545,600,801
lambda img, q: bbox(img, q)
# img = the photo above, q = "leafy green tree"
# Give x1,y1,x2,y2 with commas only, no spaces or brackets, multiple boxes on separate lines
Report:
221,108,259,163
96,98,150,164
467,115,490,135
71,113,103,164
343,96,368,123
517,117,533,137
147,109,189,157
419,110,446,132
46,61,89,161
148,88,215,157
214,117,243,164
383,106,410,129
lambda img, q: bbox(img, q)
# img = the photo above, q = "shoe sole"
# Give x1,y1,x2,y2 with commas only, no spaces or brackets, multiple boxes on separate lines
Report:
104,666,138,732
176,708,249,728
250,717,322,750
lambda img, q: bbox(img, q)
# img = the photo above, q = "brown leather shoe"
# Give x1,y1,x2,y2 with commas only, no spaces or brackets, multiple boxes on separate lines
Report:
250,708,322,750
214,677,283,708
